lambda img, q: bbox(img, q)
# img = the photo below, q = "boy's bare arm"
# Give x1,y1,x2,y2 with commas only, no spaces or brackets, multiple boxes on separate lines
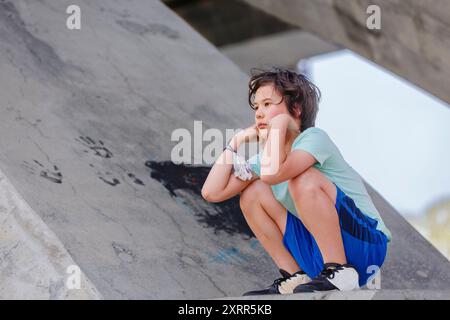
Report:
260,114,316,185
261,149,316,185
202,173,257,203
201,125,259,202
201,137,237,201
260,114,289,178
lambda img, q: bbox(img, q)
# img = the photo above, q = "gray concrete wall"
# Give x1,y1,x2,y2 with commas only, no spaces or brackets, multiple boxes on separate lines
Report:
244,0,450,105
221,29,339,73
163,0,296,47
0,168,101,299
0,0,276,299
0,0,449,299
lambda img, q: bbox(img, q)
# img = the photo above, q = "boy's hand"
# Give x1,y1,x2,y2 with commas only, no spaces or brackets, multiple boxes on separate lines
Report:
238,124,260,143
230,124,260,149
269,114,298,131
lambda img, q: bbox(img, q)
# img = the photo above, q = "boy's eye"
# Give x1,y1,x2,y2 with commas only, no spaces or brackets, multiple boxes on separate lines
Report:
264,102,270,106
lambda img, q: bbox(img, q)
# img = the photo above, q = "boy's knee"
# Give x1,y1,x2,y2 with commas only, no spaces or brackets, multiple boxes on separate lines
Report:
240,180,265,208
288,167,321,196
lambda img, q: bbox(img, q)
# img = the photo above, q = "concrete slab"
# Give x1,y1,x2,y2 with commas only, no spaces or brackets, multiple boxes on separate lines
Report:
0,167,101,299
0,0,277,299
217,289,450,300
221,30,339,73
244,0,450,105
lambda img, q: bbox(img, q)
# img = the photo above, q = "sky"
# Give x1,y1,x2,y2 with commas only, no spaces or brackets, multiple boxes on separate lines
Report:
302,50,450,217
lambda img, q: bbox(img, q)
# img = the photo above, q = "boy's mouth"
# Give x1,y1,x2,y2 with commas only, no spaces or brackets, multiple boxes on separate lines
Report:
257,123,267,129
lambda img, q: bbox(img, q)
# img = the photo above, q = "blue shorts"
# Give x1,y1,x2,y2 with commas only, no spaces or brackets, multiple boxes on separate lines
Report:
282,184,388,287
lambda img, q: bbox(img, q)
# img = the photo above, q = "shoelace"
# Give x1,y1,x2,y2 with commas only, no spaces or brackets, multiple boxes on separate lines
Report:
271,269,294,287
273,270,306,287
272,275,289,286
281,276,301,289
318,265,344,280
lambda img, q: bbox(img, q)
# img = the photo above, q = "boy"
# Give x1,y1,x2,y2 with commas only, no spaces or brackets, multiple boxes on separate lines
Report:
201,67,391,295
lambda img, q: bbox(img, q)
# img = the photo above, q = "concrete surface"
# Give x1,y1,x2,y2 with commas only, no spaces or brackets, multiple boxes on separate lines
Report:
244,0,450,105
0,0,449,299
218,289,450,300
0,0,277,299
0,167,101,299
164,0,339,74
163,0,296,47
221,30,339,73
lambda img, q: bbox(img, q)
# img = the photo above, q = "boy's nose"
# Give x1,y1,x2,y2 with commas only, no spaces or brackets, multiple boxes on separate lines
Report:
255,109,264,119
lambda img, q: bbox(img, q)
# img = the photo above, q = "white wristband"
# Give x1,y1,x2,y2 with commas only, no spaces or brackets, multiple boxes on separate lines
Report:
232,152,254,181
223,145,236,153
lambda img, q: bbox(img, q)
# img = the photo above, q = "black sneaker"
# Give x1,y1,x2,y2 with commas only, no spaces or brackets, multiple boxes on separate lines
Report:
243,269,311,296
293,263,359,293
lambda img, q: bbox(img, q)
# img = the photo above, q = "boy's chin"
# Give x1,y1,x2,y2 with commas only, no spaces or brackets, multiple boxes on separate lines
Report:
258,128,269,141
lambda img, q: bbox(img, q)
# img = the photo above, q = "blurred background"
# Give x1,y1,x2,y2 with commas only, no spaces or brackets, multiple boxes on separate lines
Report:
163,0,450,260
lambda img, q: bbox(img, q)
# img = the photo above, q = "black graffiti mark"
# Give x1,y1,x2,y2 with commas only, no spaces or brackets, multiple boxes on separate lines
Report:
112,241,136,263
127,172,145,186
97,170,120,186
145,160,254,238
33,160,43,167
88,163,121,187
115,164,145,187
116,20,180,39
76,136,113,158
99,176,120,186
22,160,63,184
40,169,63,184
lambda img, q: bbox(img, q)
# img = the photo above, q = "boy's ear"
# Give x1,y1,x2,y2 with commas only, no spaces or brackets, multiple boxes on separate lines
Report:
295,104,301,117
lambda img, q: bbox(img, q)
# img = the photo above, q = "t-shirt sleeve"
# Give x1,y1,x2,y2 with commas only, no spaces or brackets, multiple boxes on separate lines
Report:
247,153,261,177
291,128,333,166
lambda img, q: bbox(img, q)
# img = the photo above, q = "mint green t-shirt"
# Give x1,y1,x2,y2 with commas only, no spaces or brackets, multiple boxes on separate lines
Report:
248,127,392,241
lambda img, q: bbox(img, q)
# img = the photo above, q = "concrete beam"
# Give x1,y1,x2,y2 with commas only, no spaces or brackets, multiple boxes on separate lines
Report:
220,29,339,74
162,0,296,47
243,0,450,105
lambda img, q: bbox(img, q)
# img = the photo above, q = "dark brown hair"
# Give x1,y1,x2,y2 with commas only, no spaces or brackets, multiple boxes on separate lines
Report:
248,67,321,132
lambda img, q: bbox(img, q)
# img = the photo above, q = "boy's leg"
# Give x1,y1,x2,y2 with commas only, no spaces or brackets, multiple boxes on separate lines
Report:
288,167,346,265
240,179,300,275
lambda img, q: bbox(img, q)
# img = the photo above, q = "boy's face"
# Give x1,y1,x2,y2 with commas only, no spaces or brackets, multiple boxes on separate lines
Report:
253,84,297,140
